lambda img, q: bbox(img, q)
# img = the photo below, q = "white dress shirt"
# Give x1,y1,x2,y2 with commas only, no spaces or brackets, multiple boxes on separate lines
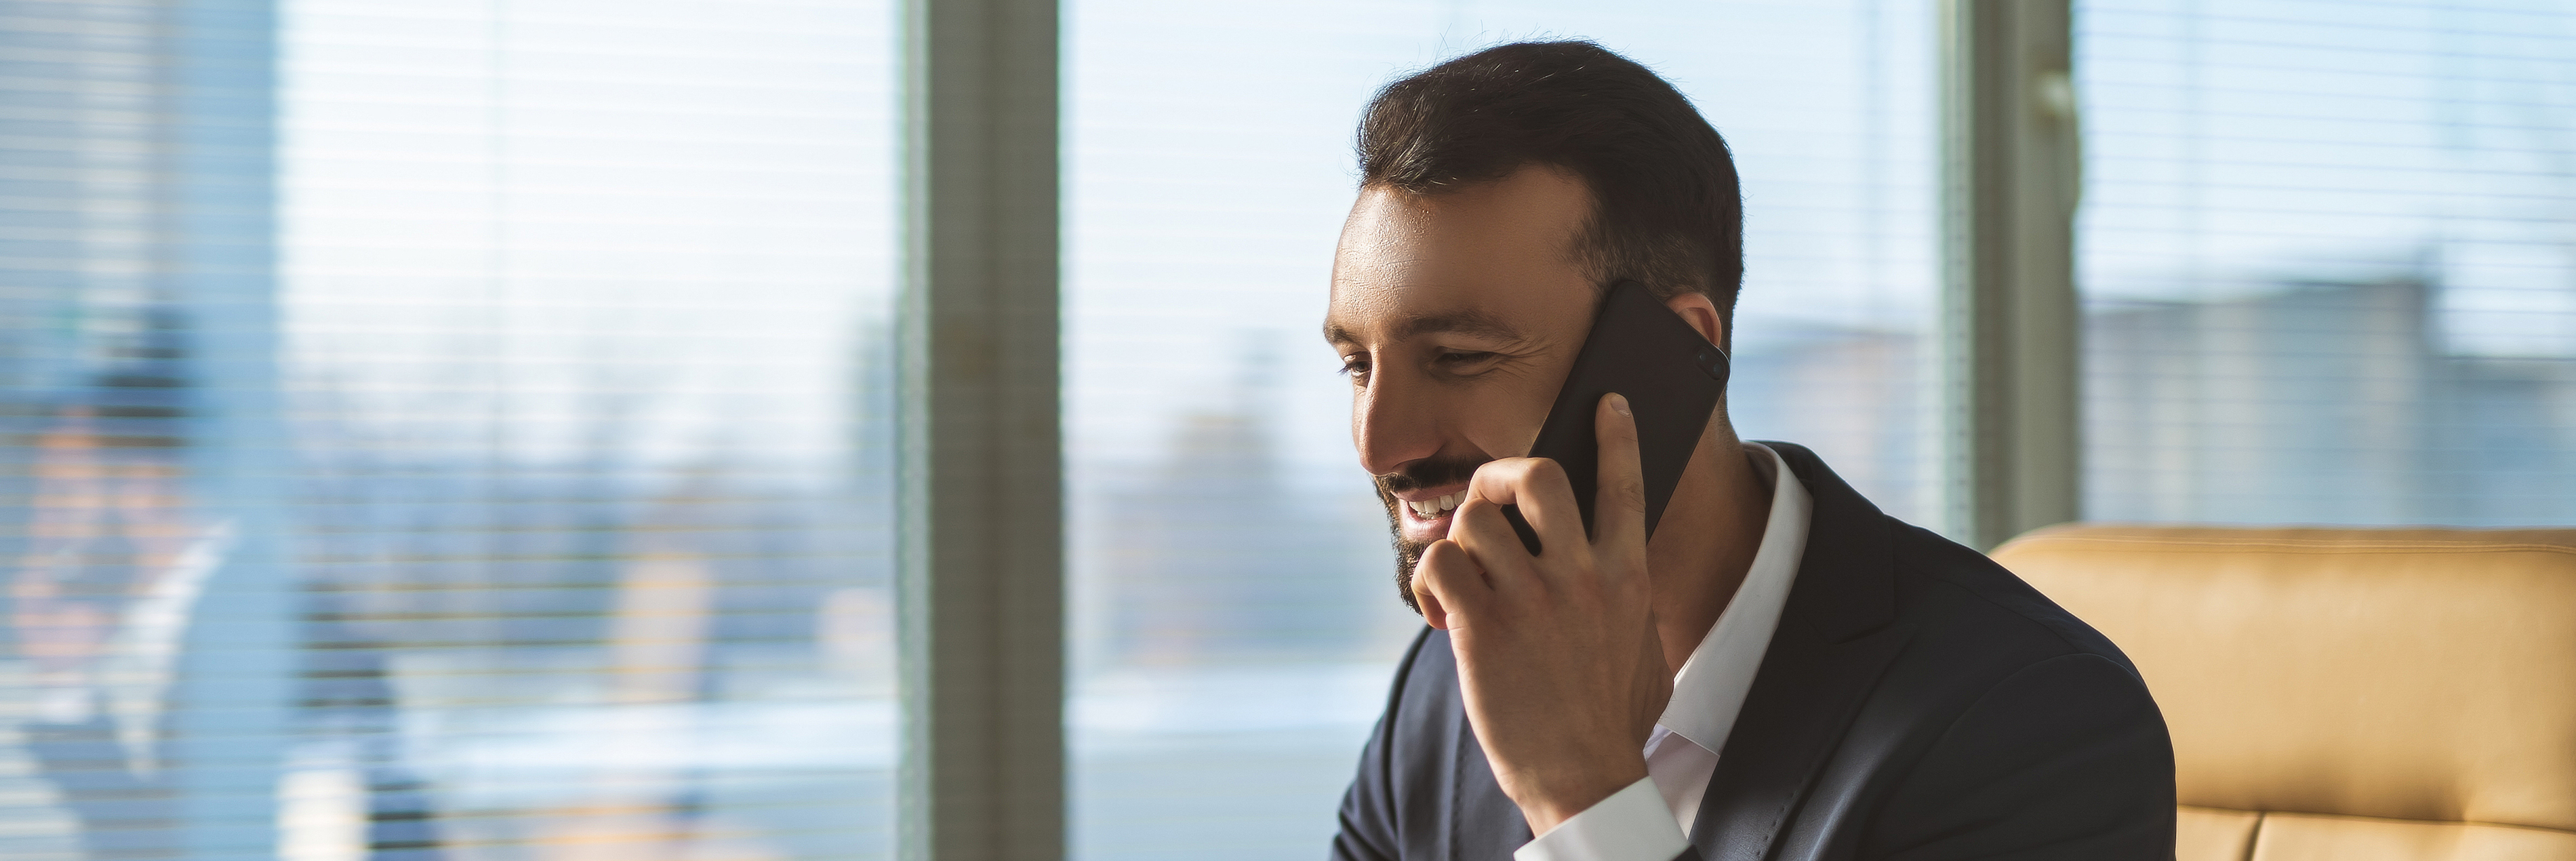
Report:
1516,442,1814,861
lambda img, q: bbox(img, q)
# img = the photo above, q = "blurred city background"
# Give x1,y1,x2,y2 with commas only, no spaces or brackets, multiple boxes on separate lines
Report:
1,1,2570,860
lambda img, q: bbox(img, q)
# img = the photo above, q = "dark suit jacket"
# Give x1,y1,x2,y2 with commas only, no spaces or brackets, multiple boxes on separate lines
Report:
1331,442,2175,860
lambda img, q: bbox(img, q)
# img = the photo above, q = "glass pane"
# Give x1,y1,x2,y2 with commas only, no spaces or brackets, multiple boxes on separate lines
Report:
0,1,901,859
2078,0,2576,524
1062,1,1937,856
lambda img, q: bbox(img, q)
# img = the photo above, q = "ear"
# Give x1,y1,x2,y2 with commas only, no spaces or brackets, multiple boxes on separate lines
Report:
1662,292,1725,348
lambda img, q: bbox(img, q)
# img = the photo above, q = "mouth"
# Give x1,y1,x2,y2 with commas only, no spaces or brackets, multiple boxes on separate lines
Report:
1375,454,1491,550
1393,485,1470,542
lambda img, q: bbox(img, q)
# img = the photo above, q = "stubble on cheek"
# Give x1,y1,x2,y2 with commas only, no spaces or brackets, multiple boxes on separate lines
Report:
1382,485,1428,616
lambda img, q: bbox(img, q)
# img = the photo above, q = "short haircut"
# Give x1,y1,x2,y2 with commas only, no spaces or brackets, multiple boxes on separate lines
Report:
1356,40,1745,346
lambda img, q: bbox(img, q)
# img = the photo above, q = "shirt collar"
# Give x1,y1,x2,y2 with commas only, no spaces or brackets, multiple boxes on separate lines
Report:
1655,441,1813,756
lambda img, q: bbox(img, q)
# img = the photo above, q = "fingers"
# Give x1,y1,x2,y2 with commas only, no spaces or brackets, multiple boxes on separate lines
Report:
1467,457,1587,557
1414,539,1483,630
1590,393,1647,555
1410,565,1446,630
1449,495,1542,583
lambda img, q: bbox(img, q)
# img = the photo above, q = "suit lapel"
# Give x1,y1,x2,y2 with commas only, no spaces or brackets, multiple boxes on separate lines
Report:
1451,706,1533,858
1688,619,1912,860
1687,443,1912,861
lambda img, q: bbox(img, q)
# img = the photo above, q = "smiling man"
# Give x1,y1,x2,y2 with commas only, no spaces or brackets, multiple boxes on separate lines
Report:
1323,42,2175,861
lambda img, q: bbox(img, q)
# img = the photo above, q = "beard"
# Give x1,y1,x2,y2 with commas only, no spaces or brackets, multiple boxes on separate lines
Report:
1374,454,1493,615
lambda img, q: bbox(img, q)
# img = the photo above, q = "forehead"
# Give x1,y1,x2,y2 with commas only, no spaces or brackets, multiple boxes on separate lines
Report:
1325,167,1598,344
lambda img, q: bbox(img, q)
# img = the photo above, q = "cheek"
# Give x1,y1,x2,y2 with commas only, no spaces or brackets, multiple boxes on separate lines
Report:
1455,374,1557,459
1349,389,1365,448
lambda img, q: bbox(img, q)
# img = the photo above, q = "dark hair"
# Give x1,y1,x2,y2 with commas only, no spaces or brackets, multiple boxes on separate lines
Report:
1357,41,1744,346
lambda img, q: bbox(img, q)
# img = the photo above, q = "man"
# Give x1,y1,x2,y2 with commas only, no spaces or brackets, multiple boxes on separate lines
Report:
1324,41,2175,860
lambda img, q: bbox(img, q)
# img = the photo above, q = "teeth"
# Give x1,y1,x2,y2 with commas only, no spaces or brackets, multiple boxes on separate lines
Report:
1407,493,1466,518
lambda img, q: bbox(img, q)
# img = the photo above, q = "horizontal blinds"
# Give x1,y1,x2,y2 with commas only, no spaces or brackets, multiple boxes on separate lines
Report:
1064,1,1937,855
2078,0,2576,525
0,1,902,859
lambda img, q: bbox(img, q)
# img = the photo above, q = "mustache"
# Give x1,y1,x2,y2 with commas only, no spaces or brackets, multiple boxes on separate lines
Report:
1376,454,1493,618
1373,454,1492,498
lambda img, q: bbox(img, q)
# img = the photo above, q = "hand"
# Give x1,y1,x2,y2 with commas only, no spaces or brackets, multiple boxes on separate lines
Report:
1410,393,1672,835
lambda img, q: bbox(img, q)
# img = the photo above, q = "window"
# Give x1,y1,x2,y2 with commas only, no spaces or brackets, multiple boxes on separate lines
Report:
28,2,2542,858
2078,0,2576,525
1063,1,1936,855
1,1,901,858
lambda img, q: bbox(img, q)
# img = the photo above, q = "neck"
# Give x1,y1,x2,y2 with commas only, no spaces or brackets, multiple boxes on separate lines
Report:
1643,418,1774,675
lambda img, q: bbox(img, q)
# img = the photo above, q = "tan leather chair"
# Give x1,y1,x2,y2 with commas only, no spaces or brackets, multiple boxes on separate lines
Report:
1991,525,2576,861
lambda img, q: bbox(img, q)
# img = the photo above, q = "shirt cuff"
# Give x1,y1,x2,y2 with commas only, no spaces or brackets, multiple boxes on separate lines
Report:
1513,776,1690,861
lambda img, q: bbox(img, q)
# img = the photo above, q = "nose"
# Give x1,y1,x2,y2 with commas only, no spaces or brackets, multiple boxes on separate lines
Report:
1354,368,1442,478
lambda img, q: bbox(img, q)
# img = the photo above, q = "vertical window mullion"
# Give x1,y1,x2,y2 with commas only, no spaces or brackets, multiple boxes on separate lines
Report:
898,0,1065,859
1941,0,2083,550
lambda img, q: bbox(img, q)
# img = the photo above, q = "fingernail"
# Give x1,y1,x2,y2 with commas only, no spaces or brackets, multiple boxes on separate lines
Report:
1609,393,1631,417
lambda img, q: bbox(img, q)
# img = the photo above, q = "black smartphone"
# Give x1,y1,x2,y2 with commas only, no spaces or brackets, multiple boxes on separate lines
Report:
1500,280,1729,555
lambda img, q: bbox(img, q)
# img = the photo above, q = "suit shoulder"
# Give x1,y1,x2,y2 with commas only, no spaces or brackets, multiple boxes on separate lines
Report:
1882,521,2144,679
1340,626,1477,860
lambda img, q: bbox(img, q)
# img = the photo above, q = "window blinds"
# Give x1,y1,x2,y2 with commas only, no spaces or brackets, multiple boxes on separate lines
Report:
0,1,902,859
2078,0,2576,525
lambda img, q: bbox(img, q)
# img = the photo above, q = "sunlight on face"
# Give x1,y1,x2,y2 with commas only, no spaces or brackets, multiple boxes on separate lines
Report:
1323,165,1603,607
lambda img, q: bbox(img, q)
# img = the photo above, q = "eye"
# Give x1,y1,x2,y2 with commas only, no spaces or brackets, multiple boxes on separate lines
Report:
1337,355,1371,383
1434,350,1498,372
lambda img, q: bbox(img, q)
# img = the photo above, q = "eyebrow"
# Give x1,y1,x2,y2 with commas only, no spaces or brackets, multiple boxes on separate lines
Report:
1323,310,1529,346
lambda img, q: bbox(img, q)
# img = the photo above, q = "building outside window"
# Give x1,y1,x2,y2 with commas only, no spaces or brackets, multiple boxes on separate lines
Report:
3,1,903,858
2077,0,2576,525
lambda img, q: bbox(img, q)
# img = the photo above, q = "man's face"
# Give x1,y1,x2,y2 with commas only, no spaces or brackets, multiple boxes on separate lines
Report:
1323,166,1600,611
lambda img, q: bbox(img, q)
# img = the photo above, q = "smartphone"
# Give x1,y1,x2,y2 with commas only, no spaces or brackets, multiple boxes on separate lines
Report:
1501,280,1729,555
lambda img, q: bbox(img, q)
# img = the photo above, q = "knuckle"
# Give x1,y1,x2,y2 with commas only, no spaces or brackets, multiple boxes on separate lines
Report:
1419,544,1460,575
1607,475,1647,508
1525,457,1567,483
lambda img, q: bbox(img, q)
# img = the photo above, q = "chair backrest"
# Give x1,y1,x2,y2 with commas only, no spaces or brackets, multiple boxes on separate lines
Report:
1991,525,2576,861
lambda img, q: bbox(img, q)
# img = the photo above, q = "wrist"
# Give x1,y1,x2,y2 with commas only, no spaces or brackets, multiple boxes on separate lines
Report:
1507,759,1650,836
